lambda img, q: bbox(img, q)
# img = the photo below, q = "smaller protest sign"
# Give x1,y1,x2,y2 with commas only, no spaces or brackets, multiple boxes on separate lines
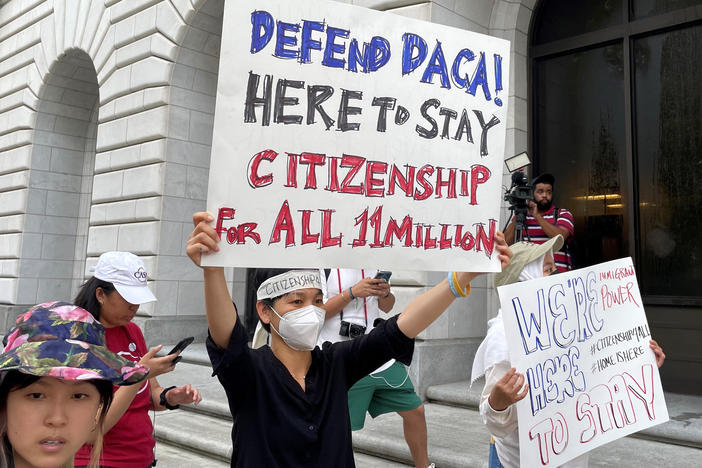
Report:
497,258,668,467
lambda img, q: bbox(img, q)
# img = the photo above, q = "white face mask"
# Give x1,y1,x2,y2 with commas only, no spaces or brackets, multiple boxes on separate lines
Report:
269,304,325,351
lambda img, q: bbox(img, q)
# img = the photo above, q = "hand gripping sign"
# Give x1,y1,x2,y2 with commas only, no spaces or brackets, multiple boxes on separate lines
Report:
497,258,668,467
205,0,511,271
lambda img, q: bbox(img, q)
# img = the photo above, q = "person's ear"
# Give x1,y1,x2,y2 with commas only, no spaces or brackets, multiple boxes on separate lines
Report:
95,287,105,305
256,301,272,325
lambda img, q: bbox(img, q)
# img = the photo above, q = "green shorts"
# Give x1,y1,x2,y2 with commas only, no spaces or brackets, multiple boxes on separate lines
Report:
348,361,422,430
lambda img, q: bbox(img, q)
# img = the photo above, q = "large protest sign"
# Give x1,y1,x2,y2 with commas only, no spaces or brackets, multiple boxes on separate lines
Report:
205,0,510,270
497,258,668,466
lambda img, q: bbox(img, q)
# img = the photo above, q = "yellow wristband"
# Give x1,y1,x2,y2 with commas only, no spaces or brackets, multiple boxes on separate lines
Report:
451,272,471,297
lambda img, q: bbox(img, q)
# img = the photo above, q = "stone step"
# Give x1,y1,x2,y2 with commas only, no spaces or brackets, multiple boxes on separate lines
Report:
354,401,702,468
426,379,702,449
156,349,702,466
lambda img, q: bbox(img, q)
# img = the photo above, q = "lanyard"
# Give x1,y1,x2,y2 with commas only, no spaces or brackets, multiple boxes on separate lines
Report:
337,269,367,326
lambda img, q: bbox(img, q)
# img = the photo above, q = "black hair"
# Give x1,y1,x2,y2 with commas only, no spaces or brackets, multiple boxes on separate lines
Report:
252,268,293,333
73,277,116,320
0,370,114,468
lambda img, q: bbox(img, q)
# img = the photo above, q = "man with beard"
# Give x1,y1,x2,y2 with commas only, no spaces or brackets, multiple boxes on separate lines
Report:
504,173,574,271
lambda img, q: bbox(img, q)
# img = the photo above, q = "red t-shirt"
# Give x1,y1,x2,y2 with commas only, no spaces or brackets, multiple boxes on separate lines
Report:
75,322,154,467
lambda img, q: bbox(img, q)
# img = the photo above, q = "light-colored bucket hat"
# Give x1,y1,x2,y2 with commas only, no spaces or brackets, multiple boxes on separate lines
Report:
494,234,564,287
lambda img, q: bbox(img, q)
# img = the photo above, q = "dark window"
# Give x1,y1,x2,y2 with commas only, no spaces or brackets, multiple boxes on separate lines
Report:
532,0,702,303
634,24,702,298
533,0,623,44
534,45,627,267
631,0,702,19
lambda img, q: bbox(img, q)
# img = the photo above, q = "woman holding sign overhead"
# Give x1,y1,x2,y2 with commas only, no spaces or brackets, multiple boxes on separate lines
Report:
186,211,512,467
471,235,666,468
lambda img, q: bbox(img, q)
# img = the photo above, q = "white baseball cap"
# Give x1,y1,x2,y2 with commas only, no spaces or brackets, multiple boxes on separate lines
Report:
92,251,157,305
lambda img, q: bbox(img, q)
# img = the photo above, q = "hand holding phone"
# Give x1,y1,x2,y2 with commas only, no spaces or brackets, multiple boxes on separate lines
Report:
374,270,392,283
168,336,194,365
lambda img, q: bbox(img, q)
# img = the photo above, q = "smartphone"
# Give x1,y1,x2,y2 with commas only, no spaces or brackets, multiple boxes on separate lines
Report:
167,336,194,364
374,270,392,282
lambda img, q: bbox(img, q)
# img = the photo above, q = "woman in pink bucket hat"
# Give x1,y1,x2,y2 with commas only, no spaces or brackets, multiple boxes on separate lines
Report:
72,251,201,468
0,301,149,468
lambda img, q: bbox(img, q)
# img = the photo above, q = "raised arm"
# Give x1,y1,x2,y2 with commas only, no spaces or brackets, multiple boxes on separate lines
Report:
186,211,237,349
396,231,512,339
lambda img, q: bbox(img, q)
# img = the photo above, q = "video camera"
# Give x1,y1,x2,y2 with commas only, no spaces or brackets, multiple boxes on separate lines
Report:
504,171,533,210
504,170,533,243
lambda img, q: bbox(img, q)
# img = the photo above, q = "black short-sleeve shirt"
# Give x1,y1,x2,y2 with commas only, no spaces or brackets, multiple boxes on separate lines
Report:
206,314,414,468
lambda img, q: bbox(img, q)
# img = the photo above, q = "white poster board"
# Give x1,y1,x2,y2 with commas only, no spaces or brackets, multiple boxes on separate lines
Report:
497,258,668,466
205,0,510,271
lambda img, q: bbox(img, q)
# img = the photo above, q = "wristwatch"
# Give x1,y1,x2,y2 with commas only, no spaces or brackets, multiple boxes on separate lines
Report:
159,386,180,410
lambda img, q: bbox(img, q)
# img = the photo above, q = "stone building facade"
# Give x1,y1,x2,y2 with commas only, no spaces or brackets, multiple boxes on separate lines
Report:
0,0,534,395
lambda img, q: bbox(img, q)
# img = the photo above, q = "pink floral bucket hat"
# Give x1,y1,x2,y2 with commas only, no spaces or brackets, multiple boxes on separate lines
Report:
0,301,149,385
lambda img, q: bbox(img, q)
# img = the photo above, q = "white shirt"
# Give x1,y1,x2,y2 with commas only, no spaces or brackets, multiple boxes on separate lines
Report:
317,268,394,374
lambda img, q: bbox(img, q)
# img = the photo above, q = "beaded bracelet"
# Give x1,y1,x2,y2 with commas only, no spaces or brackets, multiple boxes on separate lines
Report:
447,271,471,298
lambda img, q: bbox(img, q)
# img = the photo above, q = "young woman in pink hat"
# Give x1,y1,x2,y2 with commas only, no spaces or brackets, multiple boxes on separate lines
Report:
0,301,149,468
72,252,202,468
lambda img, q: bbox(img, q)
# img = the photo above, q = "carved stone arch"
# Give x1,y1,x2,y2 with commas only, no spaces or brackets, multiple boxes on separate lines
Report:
0,0,110,317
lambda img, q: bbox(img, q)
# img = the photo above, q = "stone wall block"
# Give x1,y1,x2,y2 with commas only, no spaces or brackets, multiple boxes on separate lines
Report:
169,86,215,114
73,0,92,48
121,163,164,199
87,9,110,59
167,105,190,141
110,0,162,25
116,220,159,254
0,170,28,193
81,1,105,53
86,224,119,255
0,214,23,234
155,1,186,44
184,165,207,199
95,138,167,173
63,0,81,51
0,129,32,152
187,109,213,145
0,46,37,80
162,163,186,198
0,278,18,303
95,112,127,151
431,3,485,32
114,13,136,49
0,106,34,136
15,277,37,304
161,195,205,223
0,189,27,216
125,105,169,144
1,66,30,99
175,43,218,72
0,233,22,258
53,0,66,56
0,90,28,115
24,213,77,236
25,188,46,215
129,56,173,95
97,64,129,104
0,259,19,277
92,25,115,78
159,220,186,256
0,146,31,175
45,191,80,218
91,170,124,203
